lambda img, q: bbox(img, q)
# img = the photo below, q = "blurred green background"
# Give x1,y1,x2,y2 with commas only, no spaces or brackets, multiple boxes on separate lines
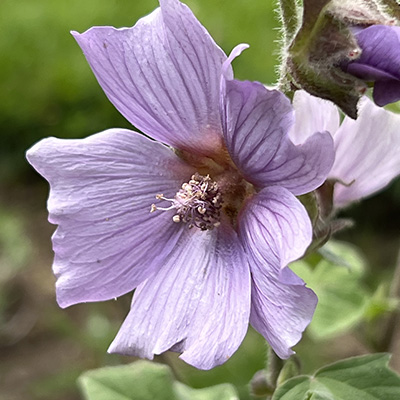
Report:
0,0,399,399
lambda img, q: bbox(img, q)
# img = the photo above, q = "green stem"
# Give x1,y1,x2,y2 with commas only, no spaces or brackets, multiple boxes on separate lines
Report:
266,346,284,389
277,0,300,47
377,246,400,352
250,345,285,398
276,0,301,96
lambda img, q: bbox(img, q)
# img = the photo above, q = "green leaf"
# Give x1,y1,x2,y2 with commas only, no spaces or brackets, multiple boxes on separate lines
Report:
319,240,366,274
273,354,400,400
174,382,239,400
78,361,239,400
0,208,32,284
277,358,301,387
384,100,400,114
79,361,178,400
291,241,369,339
364,285,399,322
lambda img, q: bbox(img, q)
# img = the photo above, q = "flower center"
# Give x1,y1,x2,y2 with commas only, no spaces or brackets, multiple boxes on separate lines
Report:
151,173,223,231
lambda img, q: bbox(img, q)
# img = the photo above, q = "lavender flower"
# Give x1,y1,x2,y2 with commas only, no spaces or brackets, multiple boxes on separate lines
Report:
291,90,400,209
26,0,334,369
343,25,400,107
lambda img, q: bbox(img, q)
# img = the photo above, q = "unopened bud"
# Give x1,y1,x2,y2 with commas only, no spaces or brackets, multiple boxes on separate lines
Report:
285,0,399,117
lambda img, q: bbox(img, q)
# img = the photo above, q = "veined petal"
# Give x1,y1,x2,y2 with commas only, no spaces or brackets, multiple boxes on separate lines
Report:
108,222,251,370
290,90,340,145
72,0,227,156
346,25,400,106
239,187,312,270
350,25,400,81
221,79,335,195
331,97,400,208
238,187,317,358
26,129,195,308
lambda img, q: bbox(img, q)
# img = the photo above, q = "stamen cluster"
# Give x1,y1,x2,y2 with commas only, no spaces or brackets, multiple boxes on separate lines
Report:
152,173,223,231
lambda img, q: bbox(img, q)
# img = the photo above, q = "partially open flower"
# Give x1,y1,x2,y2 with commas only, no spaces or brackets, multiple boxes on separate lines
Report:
26,0,334,369
342,25,400,106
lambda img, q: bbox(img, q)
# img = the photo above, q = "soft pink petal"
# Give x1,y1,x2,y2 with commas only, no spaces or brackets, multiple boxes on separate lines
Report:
238,187,317,358
26,129,195,308
290,90,340,145
331,97,400,208
72,0,227,155
221,79,335,195
108,222,251,370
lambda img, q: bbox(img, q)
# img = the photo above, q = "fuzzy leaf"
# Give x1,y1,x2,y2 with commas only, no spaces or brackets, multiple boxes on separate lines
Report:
78,361,239,400
291,241,369,339
174,382,239,400
273,354,400,400
79,361,177,400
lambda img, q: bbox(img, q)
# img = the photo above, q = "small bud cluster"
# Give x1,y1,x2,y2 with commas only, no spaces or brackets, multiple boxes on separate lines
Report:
151,173,223,231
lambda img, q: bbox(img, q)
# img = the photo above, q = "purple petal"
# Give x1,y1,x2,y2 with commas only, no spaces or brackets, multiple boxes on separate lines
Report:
239,187,312,270
346,63,397,82
351,25,400,80
72,0,227,155
221,79,335,195
330,97,400,208
290,90,340,145
238,187,317,358
26,129,195,308
345,25,400,106
221,43,249,80
108,222,251,370
373,80,400,106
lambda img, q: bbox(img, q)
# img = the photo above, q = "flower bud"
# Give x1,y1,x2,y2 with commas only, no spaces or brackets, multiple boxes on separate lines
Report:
286,0,398,118
342,25,400,106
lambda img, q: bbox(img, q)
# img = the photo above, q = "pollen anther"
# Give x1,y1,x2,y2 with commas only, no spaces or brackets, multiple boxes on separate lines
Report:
152,173,223,231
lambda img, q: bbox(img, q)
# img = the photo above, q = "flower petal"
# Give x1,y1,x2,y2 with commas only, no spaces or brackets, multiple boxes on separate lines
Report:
221,79,335,195
26,129,195,308
345,25,400,106
373,80,400,107
350,25,400,81
238,187,317,358
108,222,251,370
72,0,227,155
290,90,340,145
221,43,249,80
330,97,400,208
346,63,397,82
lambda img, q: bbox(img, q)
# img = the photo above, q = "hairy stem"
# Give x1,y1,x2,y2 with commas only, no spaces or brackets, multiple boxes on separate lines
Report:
266,345,285,390
278,0,300,47
250,345,285,398
276,0,301,95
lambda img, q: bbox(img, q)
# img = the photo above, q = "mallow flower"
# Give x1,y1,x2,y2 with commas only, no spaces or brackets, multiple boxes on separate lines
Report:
291,90,400,209
26,0,334,369
342,25,400,107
